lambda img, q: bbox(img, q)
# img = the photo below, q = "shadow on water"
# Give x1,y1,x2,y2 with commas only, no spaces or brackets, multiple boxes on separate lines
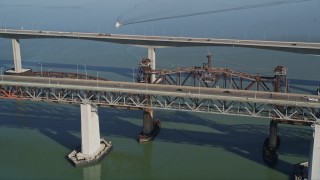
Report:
0,99,312,178
289,79,320,86
290,85,315,94
0,99,154,179
289,78,320,94
157,110,312,178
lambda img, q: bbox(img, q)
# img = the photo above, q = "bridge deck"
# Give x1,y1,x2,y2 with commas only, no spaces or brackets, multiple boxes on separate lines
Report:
0,75,319,124
1,29,320,55
1,75,319,108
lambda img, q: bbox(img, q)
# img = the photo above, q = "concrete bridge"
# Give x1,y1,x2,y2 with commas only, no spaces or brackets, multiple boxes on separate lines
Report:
1,28,320,178
1,28,320,81
1,28,320,55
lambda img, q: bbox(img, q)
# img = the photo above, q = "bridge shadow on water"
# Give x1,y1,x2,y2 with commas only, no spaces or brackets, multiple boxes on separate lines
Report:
0,99,312,178
156,110,312,178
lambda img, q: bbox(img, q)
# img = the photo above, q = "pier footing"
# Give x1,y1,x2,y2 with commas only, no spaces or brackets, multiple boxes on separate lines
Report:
4,68,32,75
137,120,161,143
67,138,112,167
137,109,160,143
293,161,308,180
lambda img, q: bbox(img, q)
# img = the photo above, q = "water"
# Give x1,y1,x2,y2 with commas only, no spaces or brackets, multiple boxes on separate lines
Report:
0,0,319,179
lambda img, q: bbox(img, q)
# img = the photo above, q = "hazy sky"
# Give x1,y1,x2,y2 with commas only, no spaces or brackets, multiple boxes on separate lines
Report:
0,0,319,40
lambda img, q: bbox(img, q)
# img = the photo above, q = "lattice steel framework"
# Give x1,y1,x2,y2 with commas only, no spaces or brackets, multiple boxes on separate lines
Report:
0,84,317,125
136,54,287,93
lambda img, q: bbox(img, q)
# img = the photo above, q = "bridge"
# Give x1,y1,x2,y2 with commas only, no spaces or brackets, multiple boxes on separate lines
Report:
1,28,320,55
1,28,320,82
1,75,319,123
0,28,319,178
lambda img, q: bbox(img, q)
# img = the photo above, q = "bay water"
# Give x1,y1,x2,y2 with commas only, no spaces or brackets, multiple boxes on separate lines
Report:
0,0,319,179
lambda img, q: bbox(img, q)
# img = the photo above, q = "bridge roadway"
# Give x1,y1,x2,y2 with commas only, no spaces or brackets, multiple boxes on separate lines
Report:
0,75,319,124
1,28,320,55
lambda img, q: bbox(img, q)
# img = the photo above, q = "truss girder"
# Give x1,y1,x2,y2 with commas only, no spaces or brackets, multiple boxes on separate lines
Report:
0,85,317,124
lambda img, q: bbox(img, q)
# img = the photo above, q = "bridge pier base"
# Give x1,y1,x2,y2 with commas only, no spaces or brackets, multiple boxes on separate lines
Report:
4,39,32,75
137,109,160,143
263,120,280,165
308,122,320,179
67,102,112,166
148,47,156,83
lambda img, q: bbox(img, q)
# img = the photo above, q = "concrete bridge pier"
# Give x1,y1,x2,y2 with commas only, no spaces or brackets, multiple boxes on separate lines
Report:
263,120,280,165
67,102,112,166
147,47,156,83
4,39,32,75
137,108,160,143
143,109,154,135
308,122,320,179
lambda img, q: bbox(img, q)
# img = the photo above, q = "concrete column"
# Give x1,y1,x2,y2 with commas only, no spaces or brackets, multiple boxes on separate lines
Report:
12,39,22,73
148,47,156,83
308,122,320,179
268,120,278,151
143,109,154,135
262,120,279,165
68,102,112,166
81,103,101,156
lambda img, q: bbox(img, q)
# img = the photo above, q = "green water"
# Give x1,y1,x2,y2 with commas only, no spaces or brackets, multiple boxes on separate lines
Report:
0,99,313,179
1,0,320,179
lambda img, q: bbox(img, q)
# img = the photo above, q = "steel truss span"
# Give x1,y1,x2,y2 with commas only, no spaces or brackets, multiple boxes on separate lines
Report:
0,76,319,125
137,55,286,93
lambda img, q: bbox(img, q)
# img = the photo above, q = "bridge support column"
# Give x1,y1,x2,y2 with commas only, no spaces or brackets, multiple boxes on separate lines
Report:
4,39,32,75
148,47,156,83
137,108,160,143
80,103,101,155
308,122,320,179
263,120,280,165
67,102,112,166
143,109,154,134
12,39,22,73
